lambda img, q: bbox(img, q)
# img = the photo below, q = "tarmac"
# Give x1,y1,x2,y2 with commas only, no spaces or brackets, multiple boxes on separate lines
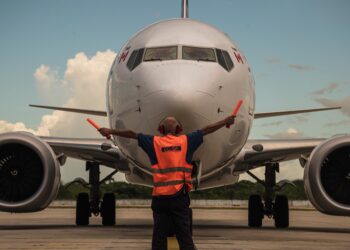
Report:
0,207,350,250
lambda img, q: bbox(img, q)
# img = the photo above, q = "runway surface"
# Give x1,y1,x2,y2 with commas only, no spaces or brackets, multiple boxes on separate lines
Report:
1,208,349,250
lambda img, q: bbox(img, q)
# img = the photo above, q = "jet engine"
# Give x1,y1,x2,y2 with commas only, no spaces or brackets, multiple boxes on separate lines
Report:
304,135,350,215
0,132,60,212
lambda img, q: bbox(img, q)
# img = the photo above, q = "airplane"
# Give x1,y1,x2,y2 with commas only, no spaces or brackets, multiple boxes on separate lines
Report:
0,0,349,228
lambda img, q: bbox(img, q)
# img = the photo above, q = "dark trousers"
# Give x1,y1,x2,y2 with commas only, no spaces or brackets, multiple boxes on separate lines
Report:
151,193,195,250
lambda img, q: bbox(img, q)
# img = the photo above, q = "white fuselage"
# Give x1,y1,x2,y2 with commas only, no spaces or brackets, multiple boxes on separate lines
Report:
107,19,255,187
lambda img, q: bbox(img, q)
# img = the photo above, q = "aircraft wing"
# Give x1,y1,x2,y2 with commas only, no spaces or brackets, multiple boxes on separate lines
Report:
30,104,107,117
29,104,340,119
254,107,340,119
41,137,128,170
234,138,324,172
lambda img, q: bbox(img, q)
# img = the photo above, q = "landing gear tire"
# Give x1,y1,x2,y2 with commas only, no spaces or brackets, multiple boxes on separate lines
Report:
76,192,90,226
274,195,289,228
248,194,263,228
101,193,116,226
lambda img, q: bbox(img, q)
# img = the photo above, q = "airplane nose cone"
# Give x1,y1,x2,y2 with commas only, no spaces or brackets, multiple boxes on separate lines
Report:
141,84,215,134
136,62,224,134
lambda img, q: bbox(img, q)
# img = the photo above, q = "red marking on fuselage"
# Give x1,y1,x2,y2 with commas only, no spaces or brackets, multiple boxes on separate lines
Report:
234,52,244,64
118,50,129,63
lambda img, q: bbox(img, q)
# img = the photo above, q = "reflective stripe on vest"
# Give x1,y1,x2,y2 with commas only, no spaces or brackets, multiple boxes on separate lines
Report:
153,179,193,187
152,167,192,174
152,135,193,196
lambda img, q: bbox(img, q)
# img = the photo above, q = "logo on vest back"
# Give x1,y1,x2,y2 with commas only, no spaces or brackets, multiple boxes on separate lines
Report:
161,146,181,152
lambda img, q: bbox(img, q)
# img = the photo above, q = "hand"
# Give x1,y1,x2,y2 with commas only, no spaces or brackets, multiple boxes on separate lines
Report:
225,115,235,127
98,128,112,137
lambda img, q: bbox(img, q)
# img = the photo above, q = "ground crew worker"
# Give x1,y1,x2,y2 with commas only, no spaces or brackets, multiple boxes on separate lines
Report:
98,115,235,250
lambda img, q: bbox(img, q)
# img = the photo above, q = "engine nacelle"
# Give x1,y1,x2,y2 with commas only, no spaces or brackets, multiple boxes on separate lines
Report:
0,132,60,212
304,135,350,215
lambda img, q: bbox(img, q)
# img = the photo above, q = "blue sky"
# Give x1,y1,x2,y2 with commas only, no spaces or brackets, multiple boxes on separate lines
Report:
0,0,349,181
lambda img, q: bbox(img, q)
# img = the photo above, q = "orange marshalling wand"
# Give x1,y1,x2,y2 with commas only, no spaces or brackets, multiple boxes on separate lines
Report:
226,99,243,128
87,118,111,139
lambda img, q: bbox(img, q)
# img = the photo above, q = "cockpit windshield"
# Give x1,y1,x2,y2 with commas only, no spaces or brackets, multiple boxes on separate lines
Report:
182,46,216,62
144,46,177,61
128,45,233,72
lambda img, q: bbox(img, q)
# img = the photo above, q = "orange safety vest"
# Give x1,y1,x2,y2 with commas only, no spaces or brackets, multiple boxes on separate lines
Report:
152,135,193,196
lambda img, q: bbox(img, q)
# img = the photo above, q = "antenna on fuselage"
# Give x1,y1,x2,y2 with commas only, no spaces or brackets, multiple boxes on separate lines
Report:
181,0,189,18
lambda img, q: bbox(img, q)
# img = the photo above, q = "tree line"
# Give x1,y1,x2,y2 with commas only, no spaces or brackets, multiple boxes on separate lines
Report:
56,180,307,200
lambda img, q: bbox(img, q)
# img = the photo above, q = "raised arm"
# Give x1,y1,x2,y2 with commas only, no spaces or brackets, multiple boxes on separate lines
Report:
98,128,138,139
200,116,235,136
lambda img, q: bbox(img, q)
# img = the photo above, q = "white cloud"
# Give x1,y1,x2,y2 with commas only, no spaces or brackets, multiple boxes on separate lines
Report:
34,64,58,87
44,50,116,137
264,127,305,139
311,82,339,96
287,128,298,133
0,113,59,136
33,64,69,103
315,96,350,117
2,50,116,137
1,50,122,182
0,120,37,134
288,64,314,71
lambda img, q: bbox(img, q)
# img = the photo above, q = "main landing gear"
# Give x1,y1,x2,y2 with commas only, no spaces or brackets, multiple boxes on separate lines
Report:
247,163,292,228
65,161,118,226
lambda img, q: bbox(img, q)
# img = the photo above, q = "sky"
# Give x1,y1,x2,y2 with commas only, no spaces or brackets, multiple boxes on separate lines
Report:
0,0,349,183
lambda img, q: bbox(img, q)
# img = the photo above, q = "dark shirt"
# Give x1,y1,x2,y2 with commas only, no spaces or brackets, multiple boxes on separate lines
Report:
137,130,204,165
137,131,204,198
